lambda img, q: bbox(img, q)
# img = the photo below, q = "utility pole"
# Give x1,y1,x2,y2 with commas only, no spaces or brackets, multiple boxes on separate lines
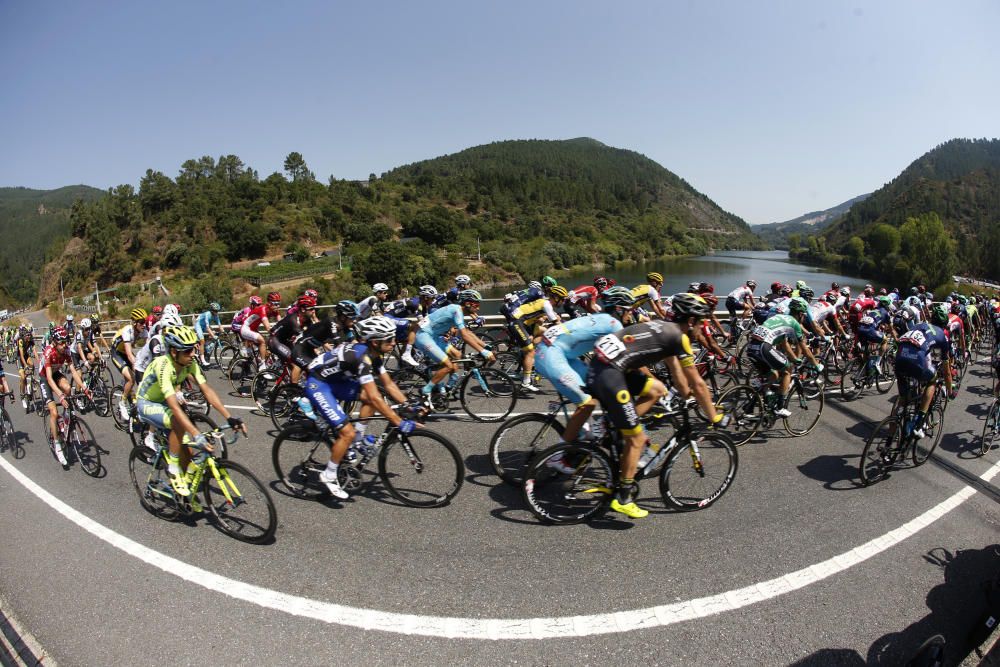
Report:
477,237,481,262
95,282,101,316
60,276,65,306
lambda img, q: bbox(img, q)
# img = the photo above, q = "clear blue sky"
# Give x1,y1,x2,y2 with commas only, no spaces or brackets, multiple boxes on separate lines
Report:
2,1,998,224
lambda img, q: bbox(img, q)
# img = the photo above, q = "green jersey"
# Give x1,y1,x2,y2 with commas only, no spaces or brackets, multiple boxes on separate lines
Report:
137,354,206,404
750,314,805,346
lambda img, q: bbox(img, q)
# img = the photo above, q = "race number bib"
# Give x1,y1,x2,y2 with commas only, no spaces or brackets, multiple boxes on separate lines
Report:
416,316,430,330
594,334,627,362
542,324,567,344
899,329,927,347
859,315,875,326
750,325,777,344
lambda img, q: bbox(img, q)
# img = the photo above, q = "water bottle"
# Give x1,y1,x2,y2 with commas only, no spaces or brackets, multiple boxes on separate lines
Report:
296,396,319,422
56,415,67,436
343,446,360,465
360,434,378,458
638,441,662,469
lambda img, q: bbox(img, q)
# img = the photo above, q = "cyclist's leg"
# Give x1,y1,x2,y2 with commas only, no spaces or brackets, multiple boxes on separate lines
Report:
535,347,594,442
303,377,354,497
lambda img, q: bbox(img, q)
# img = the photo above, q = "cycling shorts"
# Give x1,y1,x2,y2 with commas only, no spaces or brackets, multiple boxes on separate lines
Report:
304,377,354,431
747,341,788,374
110,351,131,375
506,320,534,351
240,327,263,344
39,371,66,404
725,296,742,318
856,327,885,344
894,350,935,383
585,360,654,436
137,398,173,431
534,344,591,407
290,343,320,371
414,330,450,364
267,336,293,364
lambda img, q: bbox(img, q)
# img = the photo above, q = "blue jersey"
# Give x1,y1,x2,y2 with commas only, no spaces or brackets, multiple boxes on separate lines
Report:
419,303,466,338
858,306,890,333
500,286,544,319
387,296,424,319
195,311,221,331
896,322,951,364
541,313,622,358
307,342,385,387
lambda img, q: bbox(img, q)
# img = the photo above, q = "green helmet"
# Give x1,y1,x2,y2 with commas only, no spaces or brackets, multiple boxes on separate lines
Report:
929,304,949,326
789,297,809,314
876,295,892,308
541,276,558,288
48,321,55,329
795,280,807,291
958,295,968,305
600,286,636,308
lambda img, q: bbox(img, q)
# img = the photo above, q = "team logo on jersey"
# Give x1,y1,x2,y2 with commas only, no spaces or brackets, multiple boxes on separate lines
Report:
623,335,635,343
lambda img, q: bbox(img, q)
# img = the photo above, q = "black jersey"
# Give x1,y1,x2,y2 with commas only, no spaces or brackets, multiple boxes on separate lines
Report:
593,320,693,371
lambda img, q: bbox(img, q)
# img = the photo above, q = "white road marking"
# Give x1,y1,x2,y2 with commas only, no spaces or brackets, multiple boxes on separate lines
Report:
1,454,997,639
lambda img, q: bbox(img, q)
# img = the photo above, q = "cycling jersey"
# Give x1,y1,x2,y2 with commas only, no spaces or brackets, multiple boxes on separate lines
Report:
230,307,251,332
304,342,386,430
727,286,754,302
895,322,951,382
750,314,806,347
808,301,836,325
564,286,599,317
536,314,622,406
357,295,385,319
194,311,221,335
269,311,305,347
629,284,661,310
592,320,693,372
242,304,275,333
38,344,71,377
510,297,557,327
295,317,345,352
418,304,466,338
386,296,426,319
136,354,207,404
112,324,146,355
499,287,543,318
857,306,891,343
133,334,166,374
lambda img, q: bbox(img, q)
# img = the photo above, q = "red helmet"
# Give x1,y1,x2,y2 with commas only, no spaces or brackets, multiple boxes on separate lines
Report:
593,276,608,290
607,278,617,288
864,287,874,297
249,295,263,308
267,291,281,304
51,326,69,343
152,305,163,315
297,295,317,310
771,281,782,293
303,289,319,299
698,282,715,294
702,294,719,308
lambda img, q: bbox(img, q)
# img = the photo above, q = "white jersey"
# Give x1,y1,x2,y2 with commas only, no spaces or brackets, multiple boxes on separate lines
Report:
809,301,836,324
727,285,753,302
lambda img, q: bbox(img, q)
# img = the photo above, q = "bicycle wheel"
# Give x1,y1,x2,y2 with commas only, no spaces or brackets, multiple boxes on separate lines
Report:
493,352,522,382
90,376,111,418
783,380,824,436
271,426,331,499
229,358,257,396
839,360,865,400
110,384,127,431
489,412,565,485
522,443,613,524
859,416,899,485
68,417,102,477
203,459,277,544
391,368,429,400
217,343,238,372
250,369,278,412
714,385,764,446
875,356,895,394
659,432,738,510
179,377,211,417
268,382,307,432
0,408,22,459
459,367,516,422
913,405,945,466
978,399,1000,457
378,430,464,507
128,446,180,520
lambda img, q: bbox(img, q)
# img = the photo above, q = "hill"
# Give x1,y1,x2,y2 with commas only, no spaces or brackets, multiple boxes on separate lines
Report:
752,194,869,249
40,139,765,311
793,138,1000,289
0,185,105,305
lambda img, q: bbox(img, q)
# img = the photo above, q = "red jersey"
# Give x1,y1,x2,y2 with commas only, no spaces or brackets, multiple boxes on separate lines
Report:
848,297,875,322
39,344,71,376
568,285,598,305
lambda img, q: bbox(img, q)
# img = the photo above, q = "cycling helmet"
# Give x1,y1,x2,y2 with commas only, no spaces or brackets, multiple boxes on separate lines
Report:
152,305,163,316
303,289,319,299
944,296,954,304
130,308,148,322
779,285,792,297
548,285,569,299
795,280,807,291
297,295,317,310
593,276,609,290
51,327,69,343
840,287,851,296
647,272,664,284
48,321,55,329
267,291,281,304
528,281,542,291
958,295,969,305
951,301,962,314
372,283,389,293
357,316,397,342
876,296,892,308
600,286,636,308
863,286,874,297
418,285,438,298
799,287,815,300
770,281,782,293
208,302,221,312
249,296,263,308
788,298,809,315
688,282,700,292
79,318,92,329
929,304,949,326
458,289,482,304
163,304,179,318
698,282,714,294
831,282,840,290
160,313,183,328
65,314,74,322
455,274,472,288
672,293,711,319
878,288,887,296
335,300,360,319
702,294,719,308
918,284,926,293
746,280,757,289
163,325,198,351
542,276,558,288
900,309,914,322
910,286,918,295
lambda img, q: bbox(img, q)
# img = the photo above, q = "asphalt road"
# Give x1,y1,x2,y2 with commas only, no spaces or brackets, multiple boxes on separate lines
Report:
1,337,998,666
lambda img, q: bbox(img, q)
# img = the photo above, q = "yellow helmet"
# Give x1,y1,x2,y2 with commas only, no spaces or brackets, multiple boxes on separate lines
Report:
130,308,148,322
549,285,569,299
646,272,664,284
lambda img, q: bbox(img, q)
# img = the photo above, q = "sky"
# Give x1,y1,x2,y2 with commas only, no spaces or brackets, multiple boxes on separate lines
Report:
1,1,998,224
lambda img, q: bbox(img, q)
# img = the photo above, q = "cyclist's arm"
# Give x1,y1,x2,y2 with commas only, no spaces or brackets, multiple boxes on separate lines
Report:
67,364,87,392
674,356,719,421
376,370,410,408
797,338,819,366
459,328,491,356
124,341,136,365
359,379,406,427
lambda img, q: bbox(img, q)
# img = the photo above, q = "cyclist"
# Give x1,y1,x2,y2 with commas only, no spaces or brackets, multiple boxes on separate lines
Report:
194,302,223,367
856,295,899,371
413,289,495,406
726,280,758,333
630,272,668,320
63,314,75,337
563,284,602,318
600,286,639,325
745,298,823,418
71,317,99,370
39,327,90,466
807,289,847,338
136,326,245,498
267,295,318,385
822,282,841,304
946,302,968,364
291,299,360,375
586,293,725,519
133,312,184,388
358,283,390,319
306,317,422,500
90,315,109,355
505,285,568,392
894,305,955,438
593,276,610,294
241,292,281,366
112,308,149,420
387,285,438,366
16,324,35,407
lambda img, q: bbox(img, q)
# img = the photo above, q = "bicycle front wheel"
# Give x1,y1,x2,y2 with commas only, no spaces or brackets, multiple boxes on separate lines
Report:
875,357,895,394
488,412,565,485
659,432,738,511
522,443,613,524
203,460,277,544
714,385,764,446
978,399,1000,457
128,447,180,520
859,416,899,485
378,430,464,507
783,381,824,436
250,370,278,412
913,405,945,466
0,408,22,459
460,367,516,422
839,360,864,400
272,426,332,499
68,417,102,477
90,377,111,418
110,384,127,431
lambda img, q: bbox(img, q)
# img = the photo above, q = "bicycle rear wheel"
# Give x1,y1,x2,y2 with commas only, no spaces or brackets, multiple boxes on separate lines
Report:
659,432,738,510
875,357,895,394
460,367,516,422
271,426,331,499
68,416,102,477
714,385,764,446
913,405,945,465
90,376,111,418
783,381,824,436
522,443,613,524
378,430,464,507
859,416,899,485
0,407,22,459
250,370,278,412
110,384,127,431
488,412,565,485
128,447,180,520
978,399,1000,457
268,383,307,432
839,360,865,400
203,460,277,544
229,358,256,396
216,343,238,372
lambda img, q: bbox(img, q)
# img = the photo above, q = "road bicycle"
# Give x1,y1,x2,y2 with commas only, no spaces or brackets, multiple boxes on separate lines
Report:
521,404,738,524
859,378,947,485
393,356,517,422
489,398,571,485
976,393,1000,457
129,425,277,544
20,368,40,414
272,418,464,507
41,392,101,475
840,340,896,400
0,392,23,459
73,356,112,418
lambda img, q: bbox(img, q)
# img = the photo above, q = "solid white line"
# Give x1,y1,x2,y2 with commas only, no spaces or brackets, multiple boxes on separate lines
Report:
1,454,997,639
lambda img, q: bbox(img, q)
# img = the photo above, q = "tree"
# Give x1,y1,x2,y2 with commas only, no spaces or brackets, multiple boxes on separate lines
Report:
402,206,458,246
899,212,957,288
283,152,313,182
867,223,900,257
845,236,865,265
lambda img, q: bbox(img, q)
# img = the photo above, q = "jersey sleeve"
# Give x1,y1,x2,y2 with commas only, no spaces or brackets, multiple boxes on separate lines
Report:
451,305,466,330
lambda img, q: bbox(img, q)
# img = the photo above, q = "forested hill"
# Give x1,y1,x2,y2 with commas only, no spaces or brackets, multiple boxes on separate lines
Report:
793,138,1000,289
752,193,869,249
0,185,105,305
35,138,764,308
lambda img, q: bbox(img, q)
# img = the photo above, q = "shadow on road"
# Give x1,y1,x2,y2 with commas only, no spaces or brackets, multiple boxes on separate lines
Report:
798,453,862,491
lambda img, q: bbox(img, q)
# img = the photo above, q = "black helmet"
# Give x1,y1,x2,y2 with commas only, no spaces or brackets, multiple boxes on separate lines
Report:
335,300,360,319
671,293,711,319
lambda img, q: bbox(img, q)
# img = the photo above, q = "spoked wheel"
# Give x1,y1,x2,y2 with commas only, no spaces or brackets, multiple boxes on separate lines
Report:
90,378,111,418
783,381,824,436
488,412,565,485
271,426,332,500
0,408,23,459
659,432,738,511
229,357,257,397
179,378,211,417
216,343,238,373
250,370,279,412
110,385,127,431
859,416,900,486
268,383,308,432
913,405,945,466
978,399,1000,457
522,443,613,524
875,356,895,394
203,460,277,544
128,447,180,520
68,417,102,477
493,352,522,383
459,367,516,422
378,430,464,507
714,385,764,446
839,360,865,401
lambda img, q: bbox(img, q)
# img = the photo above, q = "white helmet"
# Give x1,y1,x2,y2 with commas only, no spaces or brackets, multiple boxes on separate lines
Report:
160,313,183,328
418,285,438,297
163,304,180,318
455,274,472,287
372,283,389,293
79,318,92,329
357,316,397,341
66,314,75,321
